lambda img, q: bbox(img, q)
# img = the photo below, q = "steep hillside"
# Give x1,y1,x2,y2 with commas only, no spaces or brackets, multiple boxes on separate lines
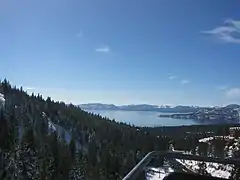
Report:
0,79,169,180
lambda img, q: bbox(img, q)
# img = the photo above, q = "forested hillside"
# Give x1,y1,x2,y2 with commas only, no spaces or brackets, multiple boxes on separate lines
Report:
0,79,169,180
0,79,239,180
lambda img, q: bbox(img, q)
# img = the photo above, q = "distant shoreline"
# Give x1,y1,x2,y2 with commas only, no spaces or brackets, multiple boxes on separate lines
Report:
158,112,240,124
158,113,194,119
82,108,196,114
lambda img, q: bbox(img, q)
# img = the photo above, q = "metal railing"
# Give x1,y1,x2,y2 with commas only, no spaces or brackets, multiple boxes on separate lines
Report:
122,151,240,180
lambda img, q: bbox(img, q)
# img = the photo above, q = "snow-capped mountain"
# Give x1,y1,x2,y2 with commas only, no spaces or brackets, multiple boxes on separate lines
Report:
79,103,117,110
78,103,201,113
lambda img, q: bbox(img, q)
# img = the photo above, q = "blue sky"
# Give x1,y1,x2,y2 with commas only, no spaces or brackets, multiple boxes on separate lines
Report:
1,0,240,106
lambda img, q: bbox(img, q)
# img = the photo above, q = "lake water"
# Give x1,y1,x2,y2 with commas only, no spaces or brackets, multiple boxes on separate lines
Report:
88,110,211,127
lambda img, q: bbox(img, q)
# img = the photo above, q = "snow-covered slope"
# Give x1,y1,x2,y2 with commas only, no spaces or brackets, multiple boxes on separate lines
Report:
146,158,232,180
42,112,83,150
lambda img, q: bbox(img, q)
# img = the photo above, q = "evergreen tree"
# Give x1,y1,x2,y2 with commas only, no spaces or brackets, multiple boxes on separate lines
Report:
231,141,240,180
68,152,87,180
69,135,76,160
198,161,209,176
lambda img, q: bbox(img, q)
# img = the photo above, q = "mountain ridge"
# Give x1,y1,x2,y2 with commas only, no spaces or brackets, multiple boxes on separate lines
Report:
78,103,203,113
79,103,240,113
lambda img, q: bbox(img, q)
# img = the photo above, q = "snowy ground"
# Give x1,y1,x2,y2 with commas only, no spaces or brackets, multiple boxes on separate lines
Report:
176,159,232,179
146,167,174,180
145,134,238,180
146,160,232,180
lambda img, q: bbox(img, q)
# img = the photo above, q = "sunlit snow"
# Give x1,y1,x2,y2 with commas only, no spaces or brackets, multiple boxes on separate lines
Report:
176,159,232,179
146,167,174,180
0,93,5,108
48,121,57,131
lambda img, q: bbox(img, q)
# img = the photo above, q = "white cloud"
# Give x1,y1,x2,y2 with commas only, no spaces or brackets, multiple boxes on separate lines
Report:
181,80,190,85
76,32,83,38
225,19,240,30
226,88,240,99
202,19,240,44
95,46,110,53
168,75,177,80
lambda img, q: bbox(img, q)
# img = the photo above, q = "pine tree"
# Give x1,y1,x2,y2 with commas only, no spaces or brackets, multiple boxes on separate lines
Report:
69,135,76,160
39,144,55,180
198,161,208,176
68,152,88,180
0,110,9,150
231,141,240,180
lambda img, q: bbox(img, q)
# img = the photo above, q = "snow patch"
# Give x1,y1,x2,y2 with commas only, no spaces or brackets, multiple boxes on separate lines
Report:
146,167,174,180
199,136,234,143
199,137,214,143
0,93,5,107
48,121,56,131
42,112,46,117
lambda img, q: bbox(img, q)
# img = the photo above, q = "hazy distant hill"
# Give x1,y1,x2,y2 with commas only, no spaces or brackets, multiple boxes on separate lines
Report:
78,103,201,113
224,104,240,109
